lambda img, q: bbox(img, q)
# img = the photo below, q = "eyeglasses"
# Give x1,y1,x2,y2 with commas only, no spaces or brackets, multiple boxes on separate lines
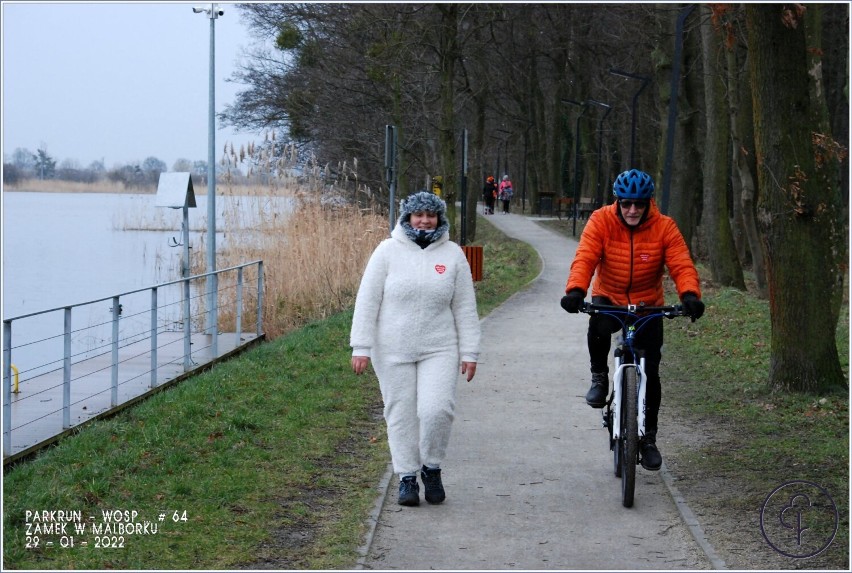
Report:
618,200,648,210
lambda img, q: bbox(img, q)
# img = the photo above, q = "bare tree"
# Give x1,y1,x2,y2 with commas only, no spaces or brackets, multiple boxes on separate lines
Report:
700,5,745,289
723,6,767,297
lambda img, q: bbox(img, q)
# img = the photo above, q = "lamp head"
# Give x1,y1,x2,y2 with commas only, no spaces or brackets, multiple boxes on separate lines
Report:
192,5,223,17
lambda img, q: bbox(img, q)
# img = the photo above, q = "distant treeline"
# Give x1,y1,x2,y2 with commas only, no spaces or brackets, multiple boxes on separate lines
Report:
3,138,312,189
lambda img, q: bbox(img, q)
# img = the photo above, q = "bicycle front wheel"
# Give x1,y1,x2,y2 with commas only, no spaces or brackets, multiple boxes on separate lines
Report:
620,366,638,508
611,407,621,478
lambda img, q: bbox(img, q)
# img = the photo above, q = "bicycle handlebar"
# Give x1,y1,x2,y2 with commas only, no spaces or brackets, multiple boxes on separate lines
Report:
580,301,692,321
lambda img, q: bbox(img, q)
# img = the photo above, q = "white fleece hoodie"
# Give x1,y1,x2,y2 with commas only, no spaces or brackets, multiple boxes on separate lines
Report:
350,224,481,363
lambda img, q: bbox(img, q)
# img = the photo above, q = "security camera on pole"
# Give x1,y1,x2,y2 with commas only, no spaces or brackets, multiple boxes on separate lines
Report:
193,4,221,353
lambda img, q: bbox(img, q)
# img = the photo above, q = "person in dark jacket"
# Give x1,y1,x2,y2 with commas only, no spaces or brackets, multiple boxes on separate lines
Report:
482,175,497,215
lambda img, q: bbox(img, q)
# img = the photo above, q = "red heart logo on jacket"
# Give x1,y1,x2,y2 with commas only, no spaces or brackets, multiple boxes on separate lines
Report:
435,264,446,274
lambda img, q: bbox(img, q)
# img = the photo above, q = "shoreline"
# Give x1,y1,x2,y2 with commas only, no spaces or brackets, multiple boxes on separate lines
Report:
3,184,296,197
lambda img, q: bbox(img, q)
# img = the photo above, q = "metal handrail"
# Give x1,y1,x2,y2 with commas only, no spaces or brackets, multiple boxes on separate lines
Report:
4,260,262,321
3,260,264,459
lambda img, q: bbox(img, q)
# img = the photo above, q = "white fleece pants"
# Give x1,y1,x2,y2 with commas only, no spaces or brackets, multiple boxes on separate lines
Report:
373,348,460,476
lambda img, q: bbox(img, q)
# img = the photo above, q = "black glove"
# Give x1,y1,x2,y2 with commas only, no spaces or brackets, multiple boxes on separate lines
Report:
561,289,586,313
682,293,705,320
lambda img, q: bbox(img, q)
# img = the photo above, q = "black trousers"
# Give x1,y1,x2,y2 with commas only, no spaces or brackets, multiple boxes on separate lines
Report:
587,296,664,436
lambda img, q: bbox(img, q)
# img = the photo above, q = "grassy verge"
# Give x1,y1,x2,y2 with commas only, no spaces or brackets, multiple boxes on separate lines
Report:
2,216,539,570
662,281,849,568
3,311,387,569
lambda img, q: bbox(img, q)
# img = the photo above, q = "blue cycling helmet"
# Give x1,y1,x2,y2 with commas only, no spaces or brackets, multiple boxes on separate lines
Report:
612,169,655,200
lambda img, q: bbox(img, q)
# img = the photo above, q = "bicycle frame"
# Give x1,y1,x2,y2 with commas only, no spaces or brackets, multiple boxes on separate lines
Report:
579,301,689,507
583,304,686,438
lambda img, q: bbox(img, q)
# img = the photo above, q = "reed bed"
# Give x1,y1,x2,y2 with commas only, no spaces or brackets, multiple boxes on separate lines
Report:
6,177,295,198
11,170,387,340
5,178,146,194
211,192,387,339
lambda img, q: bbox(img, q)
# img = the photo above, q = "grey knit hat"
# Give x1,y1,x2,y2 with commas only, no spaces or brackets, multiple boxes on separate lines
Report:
398,191,450,242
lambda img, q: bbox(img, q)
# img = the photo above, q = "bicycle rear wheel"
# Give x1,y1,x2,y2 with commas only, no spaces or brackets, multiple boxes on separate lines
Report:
620,367,638,508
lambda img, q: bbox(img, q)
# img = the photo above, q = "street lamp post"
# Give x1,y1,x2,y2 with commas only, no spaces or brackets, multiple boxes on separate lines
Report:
193,4,223,346
586,99,612,208
562,99,588,236
519,121,533,213
609,68,650,168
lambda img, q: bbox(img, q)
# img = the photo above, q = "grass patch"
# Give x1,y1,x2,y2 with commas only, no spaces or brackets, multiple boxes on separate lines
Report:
662,283,849,567
3,311,388,569
2,214,539,570
536,216,588,238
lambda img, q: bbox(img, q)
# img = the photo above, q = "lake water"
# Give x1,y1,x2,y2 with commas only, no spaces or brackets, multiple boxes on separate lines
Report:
2,191,289,378
5,192,211,318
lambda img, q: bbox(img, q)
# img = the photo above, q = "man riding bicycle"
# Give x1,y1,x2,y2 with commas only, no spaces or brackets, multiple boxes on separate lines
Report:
561,169,705,470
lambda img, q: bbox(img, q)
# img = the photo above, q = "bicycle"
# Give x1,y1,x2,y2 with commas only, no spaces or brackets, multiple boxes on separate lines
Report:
579,301,693,508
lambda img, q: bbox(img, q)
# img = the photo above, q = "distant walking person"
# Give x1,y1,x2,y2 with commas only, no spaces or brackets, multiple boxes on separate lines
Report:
498,175,513,214
350,191,481,506
483,175,498,215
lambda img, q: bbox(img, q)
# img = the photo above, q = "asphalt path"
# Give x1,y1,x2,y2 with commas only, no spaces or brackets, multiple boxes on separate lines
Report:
357,212,719,570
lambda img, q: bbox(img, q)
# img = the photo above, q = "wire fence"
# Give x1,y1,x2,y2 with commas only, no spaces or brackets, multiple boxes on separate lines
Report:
2,260,264,461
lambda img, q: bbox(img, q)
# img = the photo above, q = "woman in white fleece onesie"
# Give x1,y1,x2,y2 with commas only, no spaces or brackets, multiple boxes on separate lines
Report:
350,191,481,507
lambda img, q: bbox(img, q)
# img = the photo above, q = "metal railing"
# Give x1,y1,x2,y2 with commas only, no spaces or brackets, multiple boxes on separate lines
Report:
2,260,264,459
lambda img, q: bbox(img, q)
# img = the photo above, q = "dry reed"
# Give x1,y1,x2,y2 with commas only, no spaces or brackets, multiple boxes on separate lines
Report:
212,193,387,339
5,179,146,194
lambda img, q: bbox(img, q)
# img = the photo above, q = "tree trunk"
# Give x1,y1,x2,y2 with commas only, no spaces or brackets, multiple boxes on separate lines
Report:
700,5,745,289
467,91,488,243
732,46,768,298
437,5,459,241
726,40,750,269
822,5,849,221
746,5,846,393
654,5,702,250
724,7,767,296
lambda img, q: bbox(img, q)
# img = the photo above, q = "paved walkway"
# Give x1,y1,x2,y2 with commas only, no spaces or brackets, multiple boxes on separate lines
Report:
358,213,720,570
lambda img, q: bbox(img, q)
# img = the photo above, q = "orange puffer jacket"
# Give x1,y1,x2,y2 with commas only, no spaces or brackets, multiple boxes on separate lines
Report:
565,200,701,306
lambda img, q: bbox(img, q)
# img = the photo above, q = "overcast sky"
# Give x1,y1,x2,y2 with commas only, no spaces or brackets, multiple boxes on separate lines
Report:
2,1,265,170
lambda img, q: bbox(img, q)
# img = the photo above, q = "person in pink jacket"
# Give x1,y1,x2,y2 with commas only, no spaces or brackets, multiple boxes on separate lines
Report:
498,175,513,214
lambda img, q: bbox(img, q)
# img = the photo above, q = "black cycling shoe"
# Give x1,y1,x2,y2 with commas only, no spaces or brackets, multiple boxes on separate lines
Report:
398,475,420,506
585,372,609,408
640,438,662,471
420,465,446,504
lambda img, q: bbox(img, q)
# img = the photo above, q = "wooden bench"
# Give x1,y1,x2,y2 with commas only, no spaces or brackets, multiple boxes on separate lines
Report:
557,197,597,220
555,197,573,220
578,198,595,219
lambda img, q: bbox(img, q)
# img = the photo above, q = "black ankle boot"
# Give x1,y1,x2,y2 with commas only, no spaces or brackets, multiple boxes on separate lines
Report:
640,437,662,471
585,372,608,408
